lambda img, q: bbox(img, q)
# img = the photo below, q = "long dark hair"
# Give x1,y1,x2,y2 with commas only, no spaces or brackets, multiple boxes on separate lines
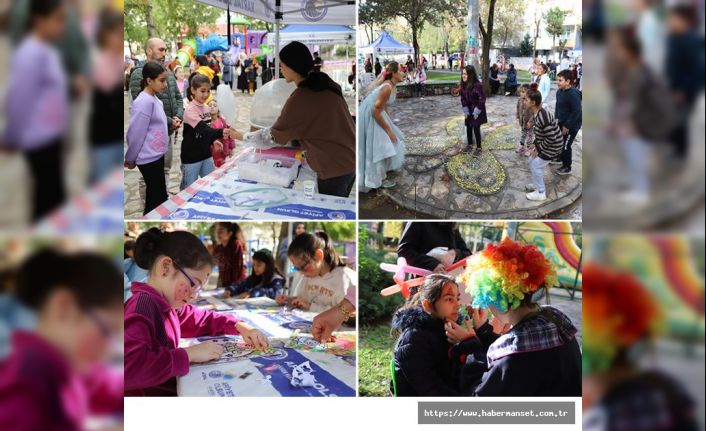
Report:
214,222,242,245
15,249,122,311
140,61,167,91
391,274,458,336
461,65,479,91
246,249,282,287
134,227,214,271
288,231,345,271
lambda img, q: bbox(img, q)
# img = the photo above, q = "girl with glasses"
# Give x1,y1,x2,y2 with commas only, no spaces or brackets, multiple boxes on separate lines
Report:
124,228,268,396
275,232,356,314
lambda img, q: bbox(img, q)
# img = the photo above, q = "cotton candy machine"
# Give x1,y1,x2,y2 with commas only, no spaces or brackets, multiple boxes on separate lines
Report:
249,79,297,130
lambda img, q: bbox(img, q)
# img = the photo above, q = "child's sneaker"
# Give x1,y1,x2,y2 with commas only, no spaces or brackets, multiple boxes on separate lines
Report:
526,190,547,201
556,166,572,176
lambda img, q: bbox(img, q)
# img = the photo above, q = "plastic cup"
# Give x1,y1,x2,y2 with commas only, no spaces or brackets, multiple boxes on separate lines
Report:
303,180,316,199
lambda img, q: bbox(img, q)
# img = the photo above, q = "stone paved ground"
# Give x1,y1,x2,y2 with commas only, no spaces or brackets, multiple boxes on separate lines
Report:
364,87,583,219
124,88,356,219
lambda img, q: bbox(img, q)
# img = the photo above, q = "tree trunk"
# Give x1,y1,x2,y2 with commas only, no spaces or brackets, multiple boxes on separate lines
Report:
478,0,496,96
533,19,541,58
411,22,420,66
145,1,157,39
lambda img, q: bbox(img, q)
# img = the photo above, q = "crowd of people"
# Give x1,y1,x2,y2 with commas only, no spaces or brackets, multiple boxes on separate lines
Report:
125,37,357,215
359,50,583,203
604,1,704,204
122,222,357,395
1,0,124,222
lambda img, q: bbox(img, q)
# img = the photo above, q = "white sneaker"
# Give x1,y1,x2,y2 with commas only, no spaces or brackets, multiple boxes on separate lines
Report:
525,183,537,192
526,190,547,201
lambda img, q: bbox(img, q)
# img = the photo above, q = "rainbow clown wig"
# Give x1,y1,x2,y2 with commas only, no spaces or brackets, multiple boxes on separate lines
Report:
457,238,558,312
582,263,662,374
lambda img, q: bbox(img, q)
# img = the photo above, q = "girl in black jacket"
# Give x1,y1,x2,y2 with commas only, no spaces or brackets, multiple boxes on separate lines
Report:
390,274,469,396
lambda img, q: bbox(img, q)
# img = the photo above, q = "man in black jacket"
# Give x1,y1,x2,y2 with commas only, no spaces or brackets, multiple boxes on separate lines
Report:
397,222,471,273
554,69,582,175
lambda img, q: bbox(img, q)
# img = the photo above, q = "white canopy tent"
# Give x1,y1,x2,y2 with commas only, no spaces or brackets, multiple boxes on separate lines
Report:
359,31,413,55
273,24,355,45
195,0,355,76
359,30,413,73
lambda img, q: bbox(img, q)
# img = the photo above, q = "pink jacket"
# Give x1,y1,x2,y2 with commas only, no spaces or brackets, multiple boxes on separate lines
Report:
0,331,123,431
123,282,241,395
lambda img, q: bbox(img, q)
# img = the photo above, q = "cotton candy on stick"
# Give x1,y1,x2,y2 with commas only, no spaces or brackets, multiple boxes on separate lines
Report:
216,84,236,127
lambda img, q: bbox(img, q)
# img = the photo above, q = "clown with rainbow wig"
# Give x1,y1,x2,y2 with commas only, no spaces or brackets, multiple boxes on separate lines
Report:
444,238,582,396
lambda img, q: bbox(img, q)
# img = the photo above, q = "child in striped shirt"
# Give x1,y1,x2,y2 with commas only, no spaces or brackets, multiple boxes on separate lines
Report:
523,88,564,201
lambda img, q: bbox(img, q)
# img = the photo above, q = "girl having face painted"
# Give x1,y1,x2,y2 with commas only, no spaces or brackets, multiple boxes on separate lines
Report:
123,228,268,396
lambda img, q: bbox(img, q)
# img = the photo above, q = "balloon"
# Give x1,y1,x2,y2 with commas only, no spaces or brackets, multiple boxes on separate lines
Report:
379,257,470,298
380,257,432,284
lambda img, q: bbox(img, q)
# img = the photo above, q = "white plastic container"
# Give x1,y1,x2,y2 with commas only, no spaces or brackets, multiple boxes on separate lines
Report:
237,152,301,187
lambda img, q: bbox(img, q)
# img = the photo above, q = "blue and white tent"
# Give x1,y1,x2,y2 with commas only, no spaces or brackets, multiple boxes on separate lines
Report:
359,31,413,55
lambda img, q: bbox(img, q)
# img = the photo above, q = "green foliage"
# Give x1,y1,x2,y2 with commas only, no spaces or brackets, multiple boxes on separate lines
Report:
125,0,223,48
493,0,525,49
312,222,356,241
359,323,396,397
519,33,534,56
334,45,353,57
359,226,404,323
366,0,453,62
545,7,566,47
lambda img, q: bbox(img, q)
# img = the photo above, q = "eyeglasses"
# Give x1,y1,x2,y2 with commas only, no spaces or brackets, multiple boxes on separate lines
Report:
293,256,312,272
173,262,203,296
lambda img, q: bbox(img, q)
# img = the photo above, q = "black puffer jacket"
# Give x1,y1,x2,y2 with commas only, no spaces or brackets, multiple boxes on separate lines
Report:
390,307,461,396
397,222,471,271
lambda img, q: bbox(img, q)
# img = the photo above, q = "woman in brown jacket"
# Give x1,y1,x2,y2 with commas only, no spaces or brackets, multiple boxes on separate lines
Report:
243,42,356,197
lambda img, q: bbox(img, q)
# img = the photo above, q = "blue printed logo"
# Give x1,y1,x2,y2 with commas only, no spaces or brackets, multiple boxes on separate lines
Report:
301,0,328,22
208,370,224,379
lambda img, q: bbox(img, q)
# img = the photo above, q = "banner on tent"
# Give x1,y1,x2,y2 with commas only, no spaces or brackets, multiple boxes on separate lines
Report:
195,0,355,25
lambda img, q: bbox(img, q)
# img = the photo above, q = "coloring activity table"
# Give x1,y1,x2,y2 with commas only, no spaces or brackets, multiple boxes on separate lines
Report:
177,295,356,397
144,148,356,221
